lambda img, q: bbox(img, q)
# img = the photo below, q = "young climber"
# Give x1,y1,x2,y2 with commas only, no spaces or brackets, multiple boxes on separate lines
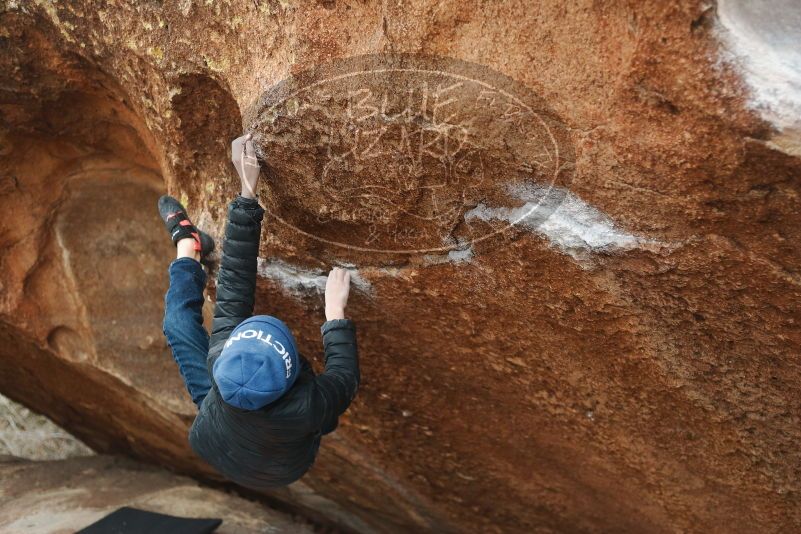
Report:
159,133,359,489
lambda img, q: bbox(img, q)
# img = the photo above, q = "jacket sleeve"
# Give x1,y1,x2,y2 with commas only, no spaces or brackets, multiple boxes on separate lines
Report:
208,196,264,354
313,319,360,435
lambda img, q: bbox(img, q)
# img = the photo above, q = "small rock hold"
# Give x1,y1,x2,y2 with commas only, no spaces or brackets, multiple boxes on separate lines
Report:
505,357,528,368
137,335,155,350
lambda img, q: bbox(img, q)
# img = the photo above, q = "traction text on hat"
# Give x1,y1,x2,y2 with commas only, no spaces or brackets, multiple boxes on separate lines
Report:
225,329,293,378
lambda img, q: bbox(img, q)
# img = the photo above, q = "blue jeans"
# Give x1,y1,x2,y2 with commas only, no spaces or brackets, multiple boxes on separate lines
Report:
163,257,212,408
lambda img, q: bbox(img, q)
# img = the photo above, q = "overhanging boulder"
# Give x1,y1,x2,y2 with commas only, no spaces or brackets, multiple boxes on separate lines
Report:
1,2,799,532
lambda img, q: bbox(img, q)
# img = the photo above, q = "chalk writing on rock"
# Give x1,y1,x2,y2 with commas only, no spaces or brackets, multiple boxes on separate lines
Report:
247,54,575,258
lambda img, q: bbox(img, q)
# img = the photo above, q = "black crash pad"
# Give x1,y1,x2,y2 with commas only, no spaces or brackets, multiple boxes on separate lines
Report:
77,506,222,534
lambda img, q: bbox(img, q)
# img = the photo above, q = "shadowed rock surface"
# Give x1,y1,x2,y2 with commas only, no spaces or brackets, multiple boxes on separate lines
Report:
0,1,799,533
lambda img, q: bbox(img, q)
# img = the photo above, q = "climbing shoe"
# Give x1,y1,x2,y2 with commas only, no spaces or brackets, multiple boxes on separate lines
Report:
157,195,215,260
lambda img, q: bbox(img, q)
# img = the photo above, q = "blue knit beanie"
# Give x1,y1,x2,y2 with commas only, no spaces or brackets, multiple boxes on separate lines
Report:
213,315,299,410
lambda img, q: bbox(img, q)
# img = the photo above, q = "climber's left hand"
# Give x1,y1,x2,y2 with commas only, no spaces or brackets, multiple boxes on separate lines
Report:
231,133,260,199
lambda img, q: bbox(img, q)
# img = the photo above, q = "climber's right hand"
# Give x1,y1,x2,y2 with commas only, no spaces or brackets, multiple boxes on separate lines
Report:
231,133,260,199
325,267,351,321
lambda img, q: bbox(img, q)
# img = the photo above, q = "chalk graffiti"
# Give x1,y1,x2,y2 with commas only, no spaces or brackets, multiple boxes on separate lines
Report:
246,54,575,258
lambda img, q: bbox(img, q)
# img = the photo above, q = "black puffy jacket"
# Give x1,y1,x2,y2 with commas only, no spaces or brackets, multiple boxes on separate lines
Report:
189,196,359,489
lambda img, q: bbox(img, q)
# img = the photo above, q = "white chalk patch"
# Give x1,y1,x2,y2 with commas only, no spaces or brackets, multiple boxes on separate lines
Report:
257,258,372,295
447,247,474,264
717,1,801,136
418,244,474,266
465,183,646,260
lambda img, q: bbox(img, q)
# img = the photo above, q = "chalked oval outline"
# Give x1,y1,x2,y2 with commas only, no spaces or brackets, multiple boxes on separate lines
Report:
246,54,573,255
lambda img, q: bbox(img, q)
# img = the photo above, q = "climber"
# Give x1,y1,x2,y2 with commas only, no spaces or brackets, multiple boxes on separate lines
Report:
158,133,359,489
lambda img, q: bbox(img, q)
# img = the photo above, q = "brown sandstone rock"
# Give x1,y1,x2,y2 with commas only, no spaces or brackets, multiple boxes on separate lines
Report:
0,1,799,533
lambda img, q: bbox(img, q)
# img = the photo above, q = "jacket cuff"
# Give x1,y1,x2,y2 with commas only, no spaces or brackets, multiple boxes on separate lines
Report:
234,195,262,208
229,196,265,225
321,318,355,336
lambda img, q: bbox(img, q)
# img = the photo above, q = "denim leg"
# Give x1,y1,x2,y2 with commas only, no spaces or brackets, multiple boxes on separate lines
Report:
163,257,212,408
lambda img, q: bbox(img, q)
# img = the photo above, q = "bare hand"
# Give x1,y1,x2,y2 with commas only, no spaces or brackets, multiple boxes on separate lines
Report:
231,133,260,199
325,267,351,320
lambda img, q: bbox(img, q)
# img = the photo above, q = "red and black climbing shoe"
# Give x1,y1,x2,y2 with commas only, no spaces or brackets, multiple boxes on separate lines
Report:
158,195,215,260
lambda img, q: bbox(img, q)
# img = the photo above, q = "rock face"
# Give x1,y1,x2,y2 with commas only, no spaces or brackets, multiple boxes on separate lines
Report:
0,1,800,533
0,455,312,533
